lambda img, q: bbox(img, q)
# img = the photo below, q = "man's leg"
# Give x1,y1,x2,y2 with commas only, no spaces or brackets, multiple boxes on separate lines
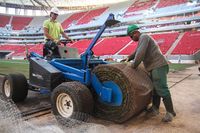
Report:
43,41,61,58
162,95,176,122
152,91,161,109
147,90,160,116
52,46,61,58
147,70,161,116
151,65,176,122
43,42,49,57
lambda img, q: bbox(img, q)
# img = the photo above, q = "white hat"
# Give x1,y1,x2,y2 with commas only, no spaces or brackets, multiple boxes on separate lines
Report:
50,7,59,15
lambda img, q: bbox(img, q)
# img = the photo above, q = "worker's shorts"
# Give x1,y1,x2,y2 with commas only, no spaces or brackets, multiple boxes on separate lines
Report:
43,40,60,58
151,65,170,98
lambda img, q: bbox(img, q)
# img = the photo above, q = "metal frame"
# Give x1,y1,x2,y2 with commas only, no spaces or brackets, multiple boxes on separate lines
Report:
30,14,122,104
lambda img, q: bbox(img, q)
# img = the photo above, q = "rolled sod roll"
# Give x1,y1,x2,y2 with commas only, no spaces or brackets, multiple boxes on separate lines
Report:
92,63,153,123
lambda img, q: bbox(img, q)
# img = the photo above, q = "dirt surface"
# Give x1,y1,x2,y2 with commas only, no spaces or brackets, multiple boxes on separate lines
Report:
0,65,200,133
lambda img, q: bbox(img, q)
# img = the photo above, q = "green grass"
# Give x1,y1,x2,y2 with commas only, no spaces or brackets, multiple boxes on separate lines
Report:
0,60,195,78
169,63,194,71
0,60,29,77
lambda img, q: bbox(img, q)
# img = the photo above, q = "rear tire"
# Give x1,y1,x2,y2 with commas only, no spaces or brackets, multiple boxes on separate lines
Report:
51,81,94,124
2,73,28,102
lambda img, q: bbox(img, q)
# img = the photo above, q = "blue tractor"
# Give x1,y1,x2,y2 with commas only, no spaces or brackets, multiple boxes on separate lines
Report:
1,14,153,123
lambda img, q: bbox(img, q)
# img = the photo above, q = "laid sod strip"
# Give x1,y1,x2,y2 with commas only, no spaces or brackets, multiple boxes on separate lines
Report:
0,59,195,79
169,64,194,71
0,60,29,78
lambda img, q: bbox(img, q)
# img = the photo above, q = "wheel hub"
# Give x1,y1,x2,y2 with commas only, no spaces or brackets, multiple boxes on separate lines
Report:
4,80,11,97
101,81,123,106
56,93,74,118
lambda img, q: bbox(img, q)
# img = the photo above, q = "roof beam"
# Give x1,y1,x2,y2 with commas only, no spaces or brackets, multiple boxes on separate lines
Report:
2,0,6,6
44,0,51,8
30,0,36,6
32,0,48,8
19,0,25,8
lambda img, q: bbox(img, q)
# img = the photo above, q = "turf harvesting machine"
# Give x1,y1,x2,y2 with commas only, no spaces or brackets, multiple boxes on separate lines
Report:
1,14,153,123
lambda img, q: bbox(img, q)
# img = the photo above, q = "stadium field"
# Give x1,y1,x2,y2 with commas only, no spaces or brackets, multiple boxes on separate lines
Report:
0,60,29,78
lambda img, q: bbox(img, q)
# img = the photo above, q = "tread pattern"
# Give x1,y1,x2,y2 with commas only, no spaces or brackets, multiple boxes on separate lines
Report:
2,73,28,102
51,81,94,124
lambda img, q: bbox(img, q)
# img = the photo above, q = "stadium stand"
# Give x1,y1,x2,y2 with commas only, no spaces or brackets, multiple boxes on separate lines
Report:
0,43,43,58
172,31,200,55
93,36,131,56
0,15,11,27
125,0,157,13
118,32,179,55
28,44,43,55
76,7,108,25
157,0,188,8
118,41,137,55
61,11,88,28
69,39,93,54
11,16,33,30
0,44,25,55
28,16,46,27
151,32,179,54
0,0,199,62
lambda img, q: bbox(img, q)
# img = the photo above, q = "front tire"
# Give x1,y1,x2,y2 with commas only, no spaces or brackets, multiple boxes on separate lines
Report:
51,81,94,124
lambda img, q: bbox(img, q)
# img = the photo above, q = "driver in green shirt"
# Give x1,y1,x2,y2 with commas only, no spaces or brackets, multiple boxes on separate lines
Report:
43,7,73,58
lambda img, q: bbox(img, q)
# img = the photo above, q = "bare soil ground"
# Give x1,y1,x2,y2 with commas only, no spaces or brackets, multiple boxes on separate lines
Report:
107,65,200,133
0,65,200,133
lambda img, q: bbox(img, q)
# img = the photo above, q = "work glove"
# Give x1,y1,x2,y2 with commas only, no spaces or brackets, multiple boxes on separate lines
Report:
54,39,60,45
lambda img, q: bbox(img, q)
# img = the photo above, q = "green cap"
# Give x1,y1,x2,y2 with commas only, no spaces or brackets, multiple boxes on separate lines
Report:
127,24,139,35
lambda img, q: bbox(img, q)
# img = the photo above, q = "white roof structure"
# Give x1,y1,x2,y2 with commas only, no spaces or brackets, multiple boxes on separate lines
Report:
0,0,129,9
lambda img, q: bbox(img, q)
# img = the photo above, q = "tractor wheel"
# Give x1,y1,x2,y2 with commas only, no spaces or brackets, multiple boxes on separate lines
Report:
51,81,94,124
2,73,28,102
92,63,153,123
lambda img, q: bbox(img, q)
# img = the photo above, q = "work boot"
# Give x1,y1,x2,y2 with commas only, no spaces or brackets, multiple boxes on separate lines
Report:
146,94,161,116
147,105,159,116
162,112,175,122
162,96,176,122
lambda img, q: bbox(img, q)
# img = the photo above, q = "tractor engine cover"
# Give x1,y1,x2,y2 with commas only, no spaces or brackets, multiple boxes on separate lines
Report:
29,58,63,90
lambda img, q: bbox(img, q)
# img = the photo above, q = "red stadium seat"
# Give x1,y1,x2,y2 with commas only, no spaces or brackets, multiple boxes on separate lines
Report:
11,16,33,30
125,0,156,14
151,32,179,54
93,36,131,56
0,15,10,27
157,0,187,8
69,39,93,54
61,11,88,29
119,41,138,55
172,31,200,55
77,7,108,25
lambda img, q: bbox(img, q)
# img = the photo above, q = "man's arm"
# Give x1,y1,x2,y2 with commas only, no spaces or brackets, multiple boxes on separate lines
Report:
61,31,74,42
131,35,149,69
61,31,71,40
128,51,136,61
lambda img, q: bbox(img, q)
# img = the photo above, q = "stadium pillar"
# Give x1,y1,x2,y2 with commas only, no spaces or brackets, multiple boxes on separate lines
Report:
24,9,28,16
